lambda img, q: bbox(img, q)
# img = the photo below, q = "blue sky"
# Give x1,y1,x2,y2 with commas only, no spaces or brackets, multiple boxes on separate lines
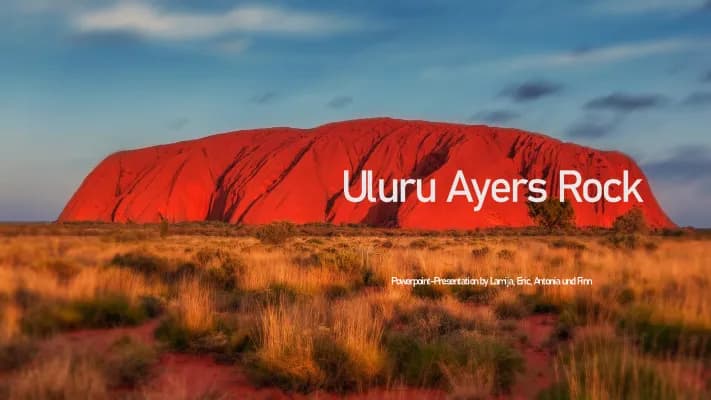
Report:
1,0,710,226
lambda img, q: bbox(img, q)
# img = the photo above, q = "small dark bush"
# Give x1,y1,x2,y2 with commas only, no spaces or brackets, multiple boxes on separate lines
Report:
105,336,157,387
359,268,385,288
549,239,586,251
45,260,81,283
0,337,36,371
254,222,296,244
409,239,429,249
412,284,445,300
528,198,574,231
494,299,526,319
384,333,523,394
497,249,516,261
618,306,711,357
110,251,168,276
155,317,192,351
605,233,640,249
613,207,648,234
21,295,148,336
471,246,490,258
451,285,497,304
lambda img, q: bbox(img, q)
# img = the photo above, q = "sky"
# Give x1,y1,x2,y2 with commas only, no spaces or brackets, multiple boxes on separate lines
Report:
1,0,710,226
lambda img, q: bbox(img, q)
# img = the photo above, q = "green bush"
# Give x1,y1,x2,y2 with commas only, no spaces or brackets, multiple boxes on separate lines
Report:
613,207,648,234
104,336,157,387
21,295,149,336
384,333,523,394
154,317,192,351
538,336,679,400
527,198,574,231
618,306,711,357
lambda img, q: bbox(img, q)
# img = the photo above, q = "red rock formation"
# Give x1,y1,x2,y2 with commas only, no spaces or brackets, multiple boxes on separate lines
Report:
58,118,674,229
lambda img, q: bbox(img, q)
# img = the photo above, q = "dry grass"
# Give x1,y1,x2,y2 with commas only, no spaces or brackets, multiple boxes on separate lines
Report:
173,279,215,333
8,350,107,400
0,226,708,398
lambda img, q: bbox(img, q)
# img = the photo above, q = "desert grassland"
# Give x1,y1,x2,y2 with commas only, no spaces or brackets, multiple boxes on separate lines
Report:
0,225,708,399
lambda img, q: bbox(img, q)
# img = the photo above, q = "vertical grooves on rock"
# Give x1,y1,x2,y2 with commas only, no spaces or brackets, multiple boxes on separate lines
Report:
236,139,317,223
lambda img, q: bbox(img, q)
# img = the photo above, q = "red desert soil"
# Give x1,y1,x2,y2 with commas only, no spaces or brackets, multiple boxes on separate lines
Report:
508,314,557,400
59,117,674,229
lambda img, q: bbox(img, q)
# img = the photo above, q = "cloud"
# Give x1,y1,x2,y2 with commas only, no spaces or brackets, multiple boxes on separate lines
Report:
421,37,709,79
681,91,711,106
326,96,353,109
567,114,623,138
74,3,361,40
584,93,667,112
703,70,711,82
469,110,520,124
250,91,278,104
642,145,711,227
643,145,711,181
503,38,708,70
500,80,562,102
591,0,708,15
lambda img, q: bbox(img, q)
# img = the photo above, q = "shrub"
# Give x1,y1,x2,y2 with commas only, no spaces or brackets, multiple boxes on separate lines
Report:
539,336,679,400
409,239,429,249
21,295,148,336
527,198,574,231
605,233,640,249
389,304,479,342
104,336,157,387
412,284,445,300
451,285,497,304
109,251,168,276
254,222,296,245
384,333,523,394
155,317,192,351
494,298,526,320
159,218,170,238
549,239,586,251
618,306,711,357
613,207,648,234
471,246,490,258
496,249,516,261
44,260,80,283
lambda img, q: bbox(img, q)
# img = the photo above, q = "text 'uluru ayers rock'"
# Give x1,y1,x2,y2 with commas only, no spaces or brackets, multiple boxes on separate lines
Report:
58,118,675,229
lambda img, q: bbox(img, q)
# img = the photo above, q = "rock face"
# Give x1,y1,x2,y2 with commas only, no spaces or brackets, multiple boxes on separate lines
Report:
59,118,674,229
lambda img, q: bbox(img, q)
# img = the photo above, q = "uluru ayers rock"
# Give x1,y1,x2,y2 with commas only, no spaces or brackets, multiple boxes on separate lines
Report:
59,118,674,229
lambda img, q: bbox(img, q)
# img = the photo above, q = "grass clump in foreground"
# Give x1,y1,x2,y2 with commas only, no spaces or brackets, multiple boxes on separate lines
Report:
384,332,523,394
538,336,686,400
103,336,157,387
7,352,108,400
246,299,384,393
